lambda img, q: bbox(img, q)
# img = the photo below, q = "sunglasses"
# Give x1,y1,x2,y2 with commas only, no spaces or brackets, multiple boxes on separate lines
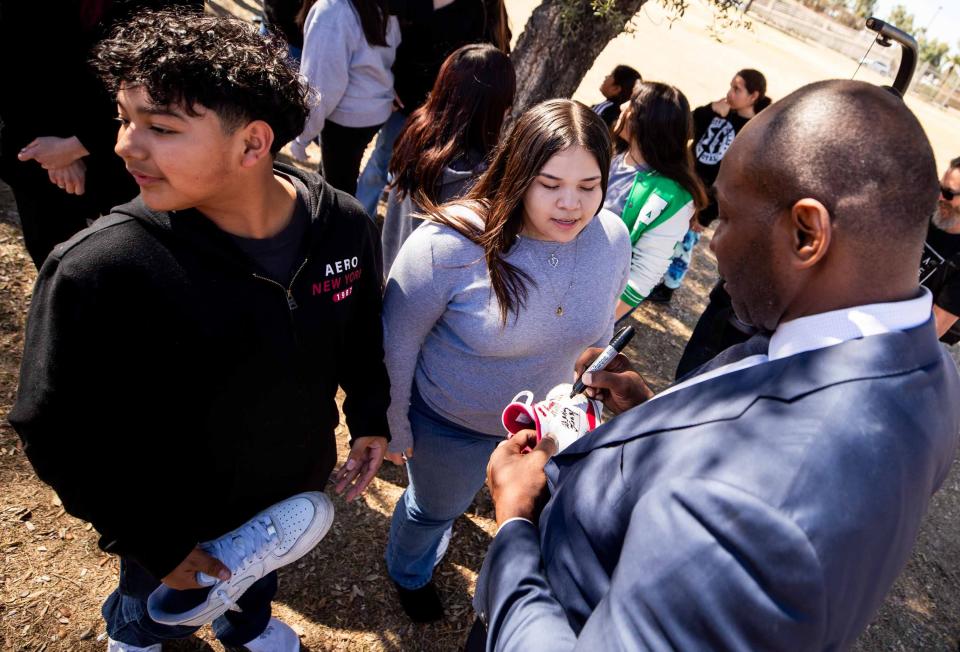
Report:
942,186,960,201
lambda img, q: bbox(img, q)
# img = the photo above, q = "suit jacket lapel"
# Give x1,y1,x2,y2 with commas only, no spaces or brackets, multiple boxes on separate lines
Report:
556,319,943,459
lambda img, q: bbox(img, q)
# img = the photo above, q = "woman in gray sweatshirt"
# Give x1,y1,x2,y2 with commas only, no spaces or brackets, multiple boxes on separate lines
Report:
381,43,515,275
291,0,399,195
382,100,631,622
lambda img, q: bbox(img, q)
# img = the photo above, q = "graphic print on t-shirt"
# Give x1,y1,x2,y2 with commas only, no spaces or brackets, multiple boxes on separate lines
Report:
920,241,946,284
695,117,737,166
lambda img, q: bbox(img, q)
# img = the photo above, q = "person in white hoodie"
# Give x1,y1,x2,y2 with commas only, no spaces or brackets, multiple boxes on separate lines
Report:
291,0,399,196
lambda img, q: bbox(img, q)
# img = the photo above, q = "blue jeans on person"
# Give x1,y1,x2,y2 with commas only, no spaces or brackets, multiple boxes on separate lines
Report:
102,558,277,647
663,229,701,290
356,111,408,218
386,386,501,589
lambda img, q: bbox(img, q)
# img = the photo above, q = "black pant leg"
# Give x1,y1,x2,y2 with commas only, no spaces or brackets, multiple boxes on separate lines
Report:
675,281,753,380
319,120,383,197
463,616,487,652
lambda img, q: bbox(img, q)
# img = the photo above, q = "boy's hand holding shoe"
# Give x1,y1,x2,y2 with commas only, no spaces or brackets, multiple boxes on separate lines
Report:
162,547,231,590
334,435,387,501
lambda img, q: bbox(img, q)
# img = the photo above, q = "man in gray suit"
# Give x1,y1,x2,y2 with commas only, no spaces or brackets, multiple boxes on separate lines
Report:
473,80,960,651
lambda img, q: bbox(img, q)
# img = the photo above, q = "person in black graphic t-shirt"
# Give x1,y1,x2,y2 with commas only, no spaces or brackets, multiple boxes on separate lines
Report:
691,69,771,225
921,156,960,343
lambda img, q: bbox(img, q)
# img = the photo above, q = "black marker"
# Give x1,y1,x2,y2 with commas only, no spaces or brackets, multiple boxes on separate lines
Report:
570,325,636,398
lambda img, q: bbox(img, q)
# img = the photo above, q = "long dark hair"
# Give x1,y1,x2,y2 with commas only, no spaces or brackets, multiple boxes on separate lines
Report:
615,81,708,212
389,44,515,206
482,0,511,53
738,68,771,112
297,0,389,46
425,99,612,325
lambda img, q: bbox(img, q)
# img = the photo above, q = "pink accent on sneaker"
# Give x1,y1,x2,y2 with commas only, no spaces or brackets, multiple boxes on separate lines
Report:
501,384,603,452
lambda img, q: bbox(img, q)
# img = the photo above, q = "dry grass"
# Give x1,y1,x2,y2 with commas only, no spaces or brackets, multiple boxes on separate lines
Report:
2,1,960,649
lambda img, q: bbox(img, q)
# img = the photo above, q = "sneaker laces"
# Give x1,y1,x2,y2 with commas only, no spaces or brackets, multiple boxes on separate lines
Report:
199,515,279,606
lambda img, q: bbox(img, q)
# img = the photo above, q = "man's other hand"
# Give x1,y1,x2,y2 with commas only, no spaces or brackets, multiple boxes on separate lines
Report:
334,436,387,501
486,430,555,526
574,347,653,414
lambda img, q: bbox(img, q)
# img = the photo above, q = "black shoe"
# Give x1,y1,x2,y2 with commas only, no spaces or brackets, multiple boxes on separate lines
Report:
394,580,444,622
646,283,674,304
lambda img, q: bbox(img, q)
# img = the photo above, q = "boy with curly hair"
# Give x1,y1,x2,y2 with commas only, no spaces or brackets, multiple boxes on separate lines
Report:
9,10,390,651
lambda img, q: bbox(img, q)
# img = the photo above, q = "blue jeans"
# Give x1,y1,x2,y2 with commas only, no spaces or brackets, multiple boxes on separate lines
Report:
102,558,277,647
663,229,701,290
356,111,408,218
386,388,500,589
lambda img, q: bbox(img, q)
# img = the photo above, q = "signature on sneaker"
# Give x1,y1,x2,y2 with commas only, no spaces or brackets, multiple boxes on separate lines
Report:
501,383,602,452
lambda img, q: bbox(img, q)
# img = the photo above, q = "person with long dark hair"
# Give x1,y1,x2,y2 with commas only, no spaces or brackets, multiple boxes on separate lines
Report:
355,0,511,217
381,99,631,622
381,43,515,273
670,70,775,376
290,0,400,195
647,68,770,304
603,81,707,320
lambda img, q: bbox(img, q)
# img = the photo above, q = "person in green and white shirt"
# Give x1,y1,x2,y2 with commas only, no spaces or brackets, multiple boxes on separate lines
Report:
602,81,708,320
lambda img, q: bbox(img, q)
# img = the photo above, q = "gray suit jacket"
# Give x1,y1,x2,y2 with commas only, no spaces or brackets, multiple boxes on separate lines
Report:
474,319,960,651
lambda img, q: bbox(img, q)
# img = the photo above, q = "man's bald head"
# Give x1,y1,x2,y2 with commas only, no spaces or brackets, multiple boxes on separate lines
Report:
711,80,938,329
744,80,937,253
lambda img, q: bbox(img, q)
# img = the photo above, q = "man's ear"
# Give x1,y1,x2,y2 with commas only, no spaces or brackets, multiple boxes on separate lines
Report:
239,120,276,168
788,198,831,270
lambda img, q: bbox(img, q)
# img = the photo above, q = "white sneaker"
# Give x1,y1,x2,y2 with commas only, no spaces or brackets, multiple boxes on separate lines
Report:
106,638,160,652
242,617,300,652
146,492,334,627
501,383,602,452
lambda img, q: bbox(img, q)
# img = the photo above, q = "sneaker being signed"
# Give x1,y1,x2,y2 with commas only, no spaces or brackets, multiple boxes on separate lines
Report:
501,383,602,452
147,492,333,627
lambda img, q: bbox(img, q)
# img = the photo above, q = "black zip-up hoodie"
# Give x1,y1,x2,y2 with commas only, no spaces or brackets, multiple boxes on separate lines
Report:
9,164,390,579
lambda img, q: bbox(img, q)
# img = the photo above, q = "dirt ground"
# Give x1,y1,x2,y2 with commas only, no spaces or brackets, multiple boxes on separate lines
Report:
1,0,959,650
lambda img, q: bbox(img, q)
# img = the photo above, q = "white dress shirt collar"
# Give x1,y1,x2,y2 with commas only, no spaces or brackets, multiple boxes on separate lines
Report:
768,288,933,361
654,288,933,401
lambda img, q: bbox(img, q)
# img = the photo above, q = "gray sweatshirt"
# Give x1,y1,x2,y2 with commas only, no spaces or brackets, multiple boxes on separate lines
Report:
383,206,631,452
295,0,400,150
381,154,485,275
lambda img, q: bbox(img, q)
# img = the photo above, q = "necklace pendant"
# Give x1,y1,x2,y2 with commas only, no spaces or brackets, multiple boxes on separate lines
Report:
548,253,560,268
556,305,564,317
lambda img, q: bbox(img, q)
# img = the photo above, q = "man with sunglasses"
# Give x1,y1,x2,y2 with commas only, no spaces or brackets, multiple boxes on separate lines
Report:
920,156,960,343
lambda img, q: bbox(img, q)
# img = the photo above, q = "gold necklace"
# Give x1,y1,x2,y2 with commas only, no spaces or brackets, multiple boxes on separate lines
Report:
523,237,580,317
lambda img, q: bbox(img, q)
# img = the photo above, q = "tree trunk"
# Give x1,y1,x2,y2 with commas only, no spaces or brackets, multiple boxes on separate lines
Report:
509,0,651,119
